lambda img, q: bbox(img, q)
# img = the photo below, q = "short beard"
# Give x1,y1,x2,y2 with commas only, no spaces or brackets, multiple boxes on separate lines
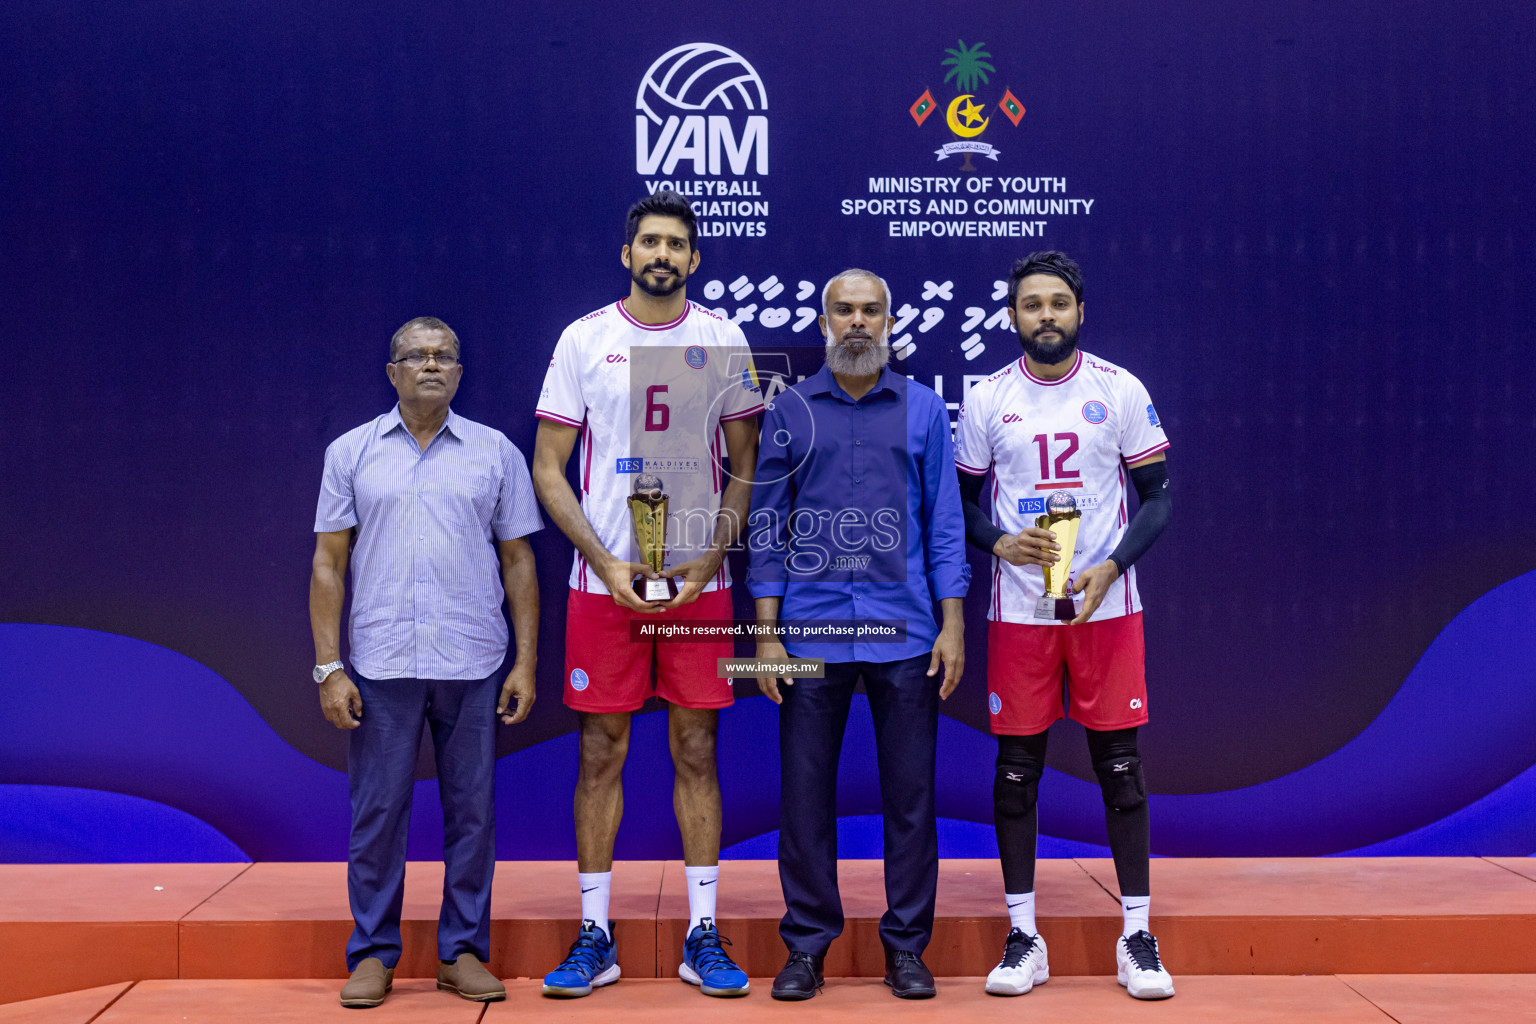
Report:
1018,322,1079,365
825,329,891,376
632,261,686,298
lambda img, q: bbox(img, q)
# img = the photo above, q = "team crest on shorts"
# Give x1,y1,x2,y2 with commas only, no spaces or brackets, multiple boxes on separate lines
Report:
1082,400,1108,424
989,692,1002,715
570,668,590,692
1129,697,1143,710
685,345,708,368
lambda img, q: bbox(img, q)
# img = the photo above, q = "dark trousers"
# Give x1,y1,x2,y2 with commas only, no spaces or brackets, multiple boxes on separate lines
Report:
777,653,939,956
346,671,498,970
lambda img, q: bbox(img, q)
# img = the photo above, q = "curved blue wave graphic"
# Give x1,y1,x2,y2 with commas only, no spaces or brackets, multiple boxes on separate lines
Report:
1,570,1533,861
0,785,247,863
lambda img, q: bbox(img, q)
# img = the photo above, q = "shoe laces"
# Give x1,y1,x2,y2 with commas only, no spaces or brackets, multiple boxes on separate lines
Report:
786,950,819,967
1123,930,1162,971
686,918,740,974
557,921,610,973
1000,928,1039,968
892,950,923,966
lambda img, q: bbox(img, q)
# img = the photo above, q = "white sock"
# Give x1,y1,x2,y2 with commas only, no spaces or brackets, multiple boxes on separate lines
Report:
1005,891,1037,936
684,864,719,933
578,871,611,938
1121,895,1150,937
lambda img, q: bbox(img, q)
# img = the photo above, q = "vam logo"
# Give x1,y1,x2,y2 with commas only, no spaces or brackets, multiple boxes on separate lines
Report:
636,43,768,176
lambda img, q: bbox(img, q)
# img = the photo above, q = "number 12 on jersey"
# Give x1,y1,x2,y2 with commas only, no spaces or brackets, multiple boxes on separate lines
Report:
1033,432,1080,480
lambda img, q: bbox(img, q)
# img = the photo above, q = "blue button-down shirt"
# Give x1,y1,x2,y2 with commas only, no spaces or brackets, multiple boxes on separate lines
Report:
314,405,542,680
747,365,970,662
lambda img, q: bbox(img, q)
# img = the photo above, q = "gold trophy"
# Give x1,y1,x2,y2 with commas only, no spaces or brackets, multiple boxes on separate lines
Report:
627,474,679,603
1034,490,1083,620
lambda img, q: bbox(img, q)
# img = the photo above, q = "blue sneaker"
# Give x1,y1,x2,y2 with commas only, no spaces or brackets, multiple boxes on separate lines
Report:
679,917,750,997
542,919,619,997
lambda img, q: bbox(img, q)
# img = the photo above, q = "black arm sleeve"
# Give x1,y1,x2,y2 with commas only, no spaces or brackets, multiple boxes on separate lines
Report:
1108,459,1172,576
957,467,1007,554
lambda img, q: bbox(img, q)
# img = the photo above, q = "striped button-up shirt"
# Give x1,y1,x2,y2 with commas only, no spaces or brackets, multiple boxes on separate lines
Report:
315,405,542,680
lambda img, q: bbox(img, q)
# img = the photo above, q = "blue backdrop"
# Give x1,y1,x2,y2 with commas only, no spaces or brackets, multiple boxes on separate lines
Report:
2,0,1533,862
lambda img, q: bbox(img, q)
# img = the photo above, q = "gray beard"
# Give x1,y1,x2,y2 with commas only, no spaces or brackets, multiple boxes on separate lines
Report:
825,333,891,376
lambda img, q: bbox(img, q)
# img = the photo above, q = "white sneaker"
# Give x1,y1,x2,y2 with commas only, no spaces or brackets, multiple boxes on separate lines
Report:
1116,930,1175,999
985,928,1049,996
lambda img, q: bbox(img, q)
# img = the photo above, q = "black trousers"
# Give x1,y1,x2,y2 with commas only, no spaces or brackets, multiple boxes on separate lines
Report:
777,653,939,956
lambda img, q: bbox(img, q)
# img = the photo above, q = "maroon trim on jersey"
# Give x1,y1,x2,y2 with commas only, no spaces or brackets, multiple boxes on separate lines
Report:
535,409,583,428
956,460,990,475
709,427,722,495
614,298,691,331
720,403,764,422
1117,464,1130,614
1124,440,1170,463
576,419,590,593
991,476,1003,621
580,418,593,494
1116,463,1128,528
1019,350,1082,386
1034,480,1084,490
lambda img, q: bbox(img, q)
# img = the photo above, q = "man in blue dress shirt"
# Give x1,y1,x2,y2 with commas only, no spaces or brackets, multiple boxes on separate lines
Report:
747,271,970,1001
309,316,543,1008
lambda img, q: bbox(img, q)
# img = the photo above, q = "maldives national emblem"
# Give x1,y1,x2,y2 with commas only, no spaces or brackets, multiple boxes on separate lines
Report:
910,39,1025,170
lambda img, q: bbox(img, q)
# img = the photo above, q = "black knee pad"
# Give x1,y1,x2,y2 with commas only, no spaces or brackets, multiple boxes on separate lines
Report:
1093,755,1147,811
994,754,1044,819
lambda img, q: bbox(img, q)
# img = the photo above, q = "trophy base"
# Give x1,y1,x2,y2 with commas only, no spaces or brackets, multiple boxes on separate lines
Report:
1034,594,1082,621
634,575,680,604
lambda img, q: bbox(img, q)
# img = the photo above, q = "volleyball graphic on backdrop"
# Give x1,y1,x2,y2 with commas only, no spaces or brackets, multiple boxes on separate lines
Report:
636,42,768,124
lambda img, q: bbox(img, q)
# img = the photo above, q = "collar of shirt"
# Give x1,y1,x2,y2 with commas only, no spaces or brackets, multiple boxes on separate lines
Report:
804,363,906,404
379,403,464,448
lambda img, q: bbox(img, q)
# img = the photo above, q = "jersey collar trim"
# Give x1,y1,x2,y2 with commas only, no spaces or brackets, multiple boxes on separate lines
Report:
615,298,691,332
1020,350,1082,386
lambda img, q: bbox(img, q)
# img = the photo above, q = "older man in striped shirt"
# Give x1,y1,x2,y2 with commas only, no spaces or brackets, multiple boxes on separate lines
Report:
310,316,542,1008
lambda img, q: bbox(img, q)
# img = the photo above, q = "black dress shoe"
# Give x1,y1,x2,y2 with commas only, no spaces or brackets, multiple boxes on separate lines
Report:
771,950,825,1000
884,949,936,999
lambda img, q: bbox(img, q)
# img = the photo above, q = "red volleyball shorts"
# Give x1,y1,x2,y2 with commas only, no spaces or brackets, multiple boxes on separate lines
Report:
986,612,1148,735
563,587,736,713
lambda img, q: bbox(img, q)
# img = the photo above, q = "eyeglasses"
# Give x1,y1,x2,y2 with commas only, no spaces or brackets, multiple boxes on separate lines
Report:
391,351,459,369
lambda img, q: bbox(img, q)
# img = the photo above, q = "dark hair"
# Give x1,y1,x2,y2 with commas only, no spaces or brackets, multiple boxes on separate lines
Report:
390,316,460,360
1007,250,1084,307
625,190,698,251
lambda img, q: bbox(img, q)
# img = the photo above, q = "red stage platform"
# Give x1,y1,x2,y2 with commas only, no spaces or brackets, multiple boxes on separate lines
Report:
2,858,1534,1015
3,976,1536,1024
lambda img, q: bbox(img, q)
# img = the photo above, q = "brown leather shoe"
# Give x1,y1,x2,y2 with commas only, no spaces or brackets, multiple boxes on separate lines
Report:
437,953,507,1002
340,957,394,1008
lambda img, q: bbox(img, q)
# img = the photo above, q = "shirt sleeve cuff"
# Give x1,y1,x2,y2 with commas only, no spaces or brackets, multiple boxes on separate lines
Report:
492,515,544,542
745,576,787,599
314,515,358,533
927,563,972,601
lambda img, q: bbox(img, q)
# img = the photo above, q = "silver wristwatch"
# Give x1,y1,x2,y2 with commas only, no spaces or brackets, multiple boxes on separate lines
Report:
313,660,345,684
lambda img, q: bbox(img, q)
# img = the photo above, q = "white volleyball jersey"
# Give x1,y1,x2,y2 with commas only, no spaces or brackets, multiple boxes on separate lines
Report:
536,299,763,595
954,349,1169,624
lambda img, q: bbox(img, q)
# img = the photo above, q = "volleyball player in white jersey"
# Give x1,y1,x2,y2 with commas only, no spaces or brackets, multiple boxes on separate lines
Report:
954,251,1175,1000
531,192,761,999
